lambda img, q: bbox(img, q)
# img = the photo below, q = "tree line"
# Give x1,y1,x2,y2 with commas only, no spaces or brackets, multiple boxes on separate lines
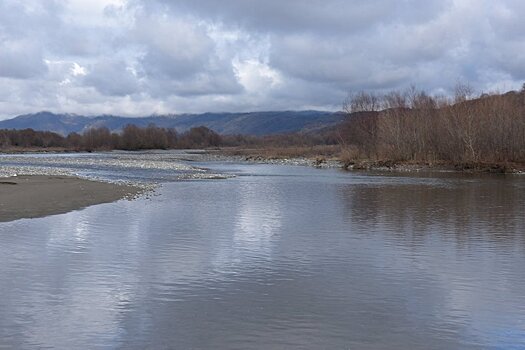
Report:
0,123,333,152
339,85,525,166
4,84,523,167
0,125,223,151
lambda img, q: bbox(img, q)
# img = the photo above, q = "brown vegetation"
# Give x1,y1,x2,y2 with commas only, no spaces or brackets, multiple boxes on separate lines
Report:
0,123,334,155
0,124,222,152
221,144,342,160
0,129,65,149
217,131,340,161
3,85,524,173
339,86,525,170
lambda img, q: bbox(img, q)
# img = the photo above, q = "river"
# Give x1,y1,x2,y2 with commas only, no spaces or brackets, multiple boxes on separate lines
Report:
1,152,524,349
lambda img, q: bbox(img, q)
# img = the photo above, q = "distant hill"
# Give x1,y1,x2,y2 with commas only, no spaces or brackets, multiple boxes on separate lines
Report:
0,111,344,136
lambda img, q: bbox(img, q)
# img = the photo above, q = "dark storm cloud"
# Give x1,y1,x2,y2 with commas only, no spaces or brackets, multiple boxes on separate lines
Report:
0,0,524,118
0,40,48,79
152,0,447,34
83,60,140,96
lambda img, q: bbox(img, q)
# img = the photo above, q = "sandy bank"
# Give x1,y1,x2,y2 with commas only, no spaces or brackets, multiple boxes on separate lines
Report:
0,175,142,223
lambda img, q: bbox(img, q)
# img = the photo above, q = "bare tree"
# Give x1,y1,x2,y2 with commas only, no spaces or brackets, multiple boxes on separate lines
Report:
344,91,382,113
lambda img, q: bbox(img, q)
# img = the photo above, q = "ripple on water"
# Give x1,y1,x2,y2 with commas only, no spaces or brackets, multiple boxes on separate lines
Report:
1,157,525,349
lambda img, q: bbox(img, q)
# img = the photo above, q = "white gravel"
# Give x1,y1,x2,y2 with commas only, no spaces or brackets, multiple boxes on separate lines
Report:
0,151,235,186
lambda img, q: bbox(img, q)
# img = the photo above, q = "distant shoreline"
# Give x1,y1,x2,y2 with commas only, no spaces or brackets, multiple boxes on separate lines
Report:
209,148,525,174
2,147,525,173
0,175,142,223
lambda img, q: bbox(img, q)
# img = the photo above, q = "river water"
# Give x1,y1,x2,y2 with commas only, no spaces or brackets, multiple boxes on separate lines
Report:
1,153,525,349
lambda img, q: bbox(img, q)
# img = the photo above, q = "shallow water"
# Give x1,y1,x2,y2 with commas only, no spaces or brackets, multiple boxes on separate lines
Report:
1,155,525,349
0,150,227,182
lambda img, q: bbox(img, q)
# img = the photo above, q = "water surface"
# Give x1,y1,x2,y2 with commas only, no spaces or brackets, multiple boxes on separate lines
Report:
1,156,525,349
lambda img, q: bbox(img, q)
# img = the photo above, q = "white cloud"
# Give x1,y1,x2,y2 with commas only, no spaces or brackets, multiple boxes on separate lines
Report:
234,59,282,93
71,63,87,77
1,0,525,119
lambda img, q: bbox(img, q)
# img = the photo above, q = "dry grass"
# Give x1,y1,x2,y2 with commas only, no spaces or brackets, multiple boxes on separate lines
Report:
220,145,342,160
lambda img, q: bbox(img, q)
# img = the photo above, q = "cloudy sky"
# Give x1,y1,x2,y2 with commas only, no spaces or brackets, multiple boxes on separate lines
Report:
0,0,524,118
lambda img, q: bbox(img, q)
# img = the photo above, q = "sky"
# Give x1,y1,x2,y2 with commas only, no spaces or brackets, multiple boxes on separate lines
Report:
0,0,524,119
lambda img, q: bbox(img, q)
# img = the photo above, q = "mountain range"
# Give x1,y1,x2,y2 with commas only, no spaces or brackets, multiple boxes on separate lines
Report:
0,111,344,136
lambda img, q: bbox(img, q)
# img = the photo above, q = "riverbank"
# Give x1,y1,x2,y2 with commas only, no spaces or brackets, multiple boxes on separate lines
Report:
202,147,342,168
2,147,524,174
0,175,142,223
334,158,525,174
208,148,525,173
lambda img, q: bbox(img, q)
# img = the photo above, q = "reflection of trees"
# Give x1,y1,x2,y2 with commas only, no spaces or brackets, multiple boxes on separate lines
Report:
341,175,525,247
